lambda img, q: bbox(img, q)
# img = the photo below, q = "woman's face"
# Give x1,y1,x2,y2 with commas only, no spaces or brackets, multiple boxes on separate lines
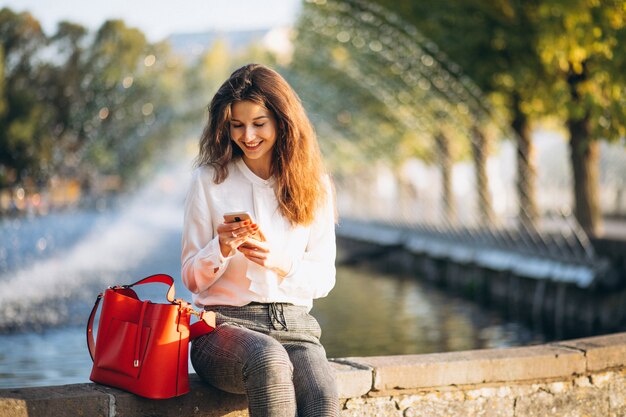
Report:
229,100,277,178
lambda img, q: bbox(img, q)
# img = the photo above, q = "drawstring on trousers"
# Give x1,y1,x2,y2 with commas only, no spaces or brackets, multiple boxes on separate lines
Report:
268,303,288,331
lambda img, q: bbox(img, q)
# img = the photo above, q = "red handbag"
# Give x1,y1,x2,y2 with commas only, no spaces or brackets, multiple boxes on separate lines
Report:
86,274,215,399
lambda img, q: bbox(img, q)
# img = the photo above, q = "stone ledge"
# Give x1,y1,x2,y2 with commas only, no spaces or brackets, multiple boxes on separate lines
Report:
0,376,249,417
554,332,626,372
0,383,111,417
0,363,371,417
331,360,373,398
346,343,586,392
2,332,626,417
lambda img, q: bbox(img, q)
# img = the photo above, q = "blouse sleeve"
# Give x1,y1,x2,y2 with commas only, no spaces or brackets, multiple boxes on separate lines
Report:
181,170,234,294
278,177,336,299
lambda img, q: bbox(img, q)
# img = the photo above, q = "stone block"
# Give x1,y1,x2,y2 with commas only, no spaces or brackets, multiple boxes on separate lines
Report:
514,385,609,417
608,370,626,415
330,360,373,398
396,390,514,417
341,396,401,417
347,344,585,391
556,332,626,372
103,375,249,417
0,383,110,417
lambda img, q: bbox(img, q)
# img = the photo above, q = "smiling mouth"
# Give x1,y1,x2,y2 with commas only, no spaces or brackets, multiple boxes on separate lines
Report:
243,141,262,150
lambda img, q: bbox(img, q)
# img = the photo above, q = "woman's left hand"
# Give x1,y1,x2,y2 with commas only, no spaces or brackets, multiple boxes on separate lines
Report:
238,238,292,277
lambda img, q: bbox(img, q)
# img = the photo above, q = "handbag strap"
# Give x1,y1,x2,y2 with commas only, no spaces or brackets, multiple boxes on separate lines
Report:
86,293,103,361
189,311,216,339
126,273,176,303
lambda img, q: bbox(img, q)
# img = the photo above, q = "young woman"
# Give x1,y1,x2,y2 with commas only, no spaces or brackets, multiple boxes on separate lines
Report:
181,64,339,417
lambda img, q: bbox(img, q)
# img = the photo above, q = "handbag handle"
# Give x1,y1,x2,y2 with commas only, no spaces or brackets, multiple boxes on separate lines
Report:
86,274,215,362
126,273,177,303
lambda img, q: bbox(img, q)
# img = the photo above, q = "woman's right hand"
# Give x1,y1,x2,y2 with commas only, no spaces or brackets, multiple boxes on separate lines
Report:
217,220,259,257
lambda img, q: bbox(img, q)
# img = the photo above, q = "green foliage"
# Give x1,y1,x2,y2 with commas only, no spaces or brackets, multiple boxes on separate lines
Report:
368,0,548,119
0,8,46,187
302,0,624,232
368,0,625,143
289,2,437,174
183,36,280,128
0,46,5,118
0,9,190,193
182,37,235,125
536,0,626,140
0,7,288,199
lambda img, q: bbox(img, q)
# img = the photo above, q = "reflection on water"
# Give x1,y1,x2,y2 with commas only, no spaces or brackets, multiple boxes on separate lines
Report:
313,264,543,358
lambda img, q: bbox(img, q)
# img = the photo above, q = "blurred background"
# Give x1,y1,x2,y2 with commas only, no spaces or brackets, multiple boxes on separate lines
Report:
0,0,625,389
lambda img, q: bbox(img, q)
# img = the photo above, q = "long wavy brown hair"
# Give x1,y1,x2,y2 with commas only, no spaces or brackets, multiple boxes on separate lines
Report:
196,64,327,226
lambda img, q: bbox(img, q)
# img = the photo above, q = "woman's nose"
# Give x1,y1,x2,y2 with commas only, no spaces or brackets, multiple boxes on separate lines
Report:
244,127,256,141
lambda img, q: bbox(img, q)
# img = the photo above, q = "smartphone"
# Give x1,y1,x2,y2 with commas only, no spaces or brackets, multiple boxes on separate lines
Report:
223,211,263,241
223,211,253,224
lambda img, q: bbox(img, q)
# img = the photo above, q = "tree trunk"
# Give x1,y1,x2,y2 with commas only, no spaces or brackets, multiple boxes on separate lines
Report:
568,114,603,237
566,60,603,237
436,131,455,223
511,94,538,228
471,126,494,226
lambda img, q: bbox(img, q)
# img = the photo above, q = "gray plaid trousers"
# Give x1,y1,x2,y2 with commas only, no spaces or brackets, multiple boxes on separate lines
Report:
190,303,340,417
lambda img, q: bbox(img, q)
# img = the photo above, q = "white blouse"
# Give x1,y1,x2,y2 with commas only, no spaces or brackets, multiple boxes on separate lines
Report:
181,159,336,310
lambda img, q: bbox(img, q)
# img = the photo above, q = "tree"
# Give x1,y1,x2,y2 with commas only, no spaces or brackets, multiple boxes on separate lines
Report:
369,0,546,228
1,11,190,196
372,0,626,237
535,0,626,236
291,1,498,225
183,38,234,126
74,19,184,187
436,130,456,221
43,21,89,178
0,8,47,187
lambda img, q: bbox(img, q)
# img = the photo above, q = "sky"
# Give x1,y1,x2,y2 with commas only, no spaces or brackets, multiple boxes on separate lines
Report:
0,0,302,41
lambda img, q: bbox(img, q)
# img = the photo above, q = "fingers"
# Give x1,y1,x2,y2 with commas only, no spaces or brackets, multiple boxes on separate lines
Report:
227,232,246,244
239,246,269,267
218,220,257,238
218,219,260,257
239,242,268,255
239,236,268,250
230,225,259,241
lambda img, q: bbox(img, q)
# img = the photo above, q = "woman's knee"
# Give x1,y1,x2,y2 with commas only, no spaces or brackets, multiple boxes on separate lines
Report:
299,378,338,402
242,337,293,383
298,383,340,417
294,365,339,416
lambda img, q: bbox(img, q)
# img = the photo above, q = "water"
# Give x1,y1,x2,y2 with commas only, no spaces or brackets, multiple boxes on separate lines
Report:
0,162,543,389
315,264,541,358
0,326,92,388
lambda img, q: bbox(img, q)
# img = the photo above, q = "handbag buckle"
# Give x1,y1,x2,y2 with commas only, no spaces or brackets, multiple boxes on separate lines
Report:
108,284,131,290
174,298,200,316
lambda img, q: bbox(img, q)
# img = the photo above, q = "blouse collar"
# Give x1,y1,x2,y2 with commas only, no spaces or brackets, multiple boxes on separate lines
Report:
236,158,275,188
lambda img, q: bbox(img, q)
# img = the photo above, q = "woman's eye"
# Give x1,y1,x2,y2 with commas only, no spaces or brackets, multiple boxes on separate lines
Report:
231,124,243,128
254,123,265,127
